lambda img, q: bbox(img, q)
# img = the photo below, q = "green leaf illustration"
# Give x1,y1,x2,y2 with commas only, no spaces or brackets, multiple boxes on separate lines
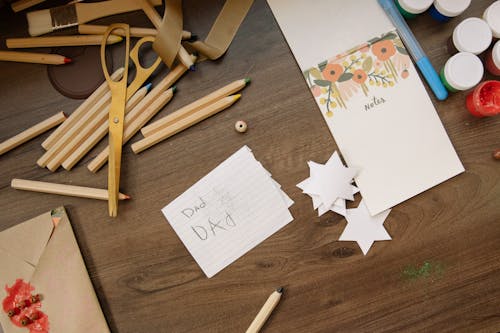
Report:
380,32,397,40
314,79,331,87
396,46,408,55
318,60,327,72
309,67,323,79
362,57,373,72
338,72,353,82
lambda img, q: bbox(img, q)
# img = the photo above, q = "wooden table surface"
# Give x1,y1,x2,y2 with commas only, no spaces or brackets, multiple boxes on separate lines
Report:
1,1,499,332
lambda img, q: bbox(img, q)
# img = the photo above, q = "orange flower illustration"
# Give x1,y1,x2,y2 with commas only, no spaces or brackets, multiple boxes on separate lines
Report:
322,63,343,82
372,40,396,61
352,69,367,84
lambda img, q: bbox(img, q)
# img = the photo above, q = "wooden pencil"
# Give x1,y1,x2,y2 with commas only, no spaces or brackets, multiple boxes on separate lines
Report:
61,86,149,170
78,24,193,39
11,0,46,12
11,178,130,201
0,112,66,156
37,91,111,168
131,94,241,154
0,50,70,65
138,0,194,70
246,288,283,333
49,86,145,171
88,88,175,172
7,34,123,48
142,78,250,137
42,67,124,150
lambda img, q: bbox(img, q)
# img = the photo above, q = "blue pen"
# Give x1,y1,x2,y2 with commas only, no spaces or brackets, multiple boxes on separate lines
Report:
378,0,448,101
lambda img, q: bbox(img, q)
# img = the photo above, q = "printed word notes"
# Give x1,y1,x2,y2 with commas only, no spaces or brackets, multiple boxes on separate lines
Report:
162,146,294,278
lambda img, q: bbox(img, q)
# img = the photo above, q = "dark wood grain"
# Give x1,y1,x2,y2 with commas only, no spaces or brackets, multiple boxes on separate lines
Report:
1,1,499,332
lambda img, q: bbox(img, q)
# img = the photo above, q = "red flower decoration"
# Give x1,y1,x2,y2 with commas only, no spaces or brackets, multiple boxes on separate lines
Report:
352,69,368,84
372,40,396,61
2,279,49,333
322,63,344,82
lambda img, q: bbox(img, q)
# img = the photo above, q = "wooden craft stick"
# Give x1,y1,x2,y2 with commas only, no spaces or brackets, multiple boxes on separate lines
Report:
11,0,46,12
42,67,124,150
246,288,283,333
0,51,70,65
38,91,111,168
11,178,130,201
0,112,66,156
78,24,193,39
88,88,174,172
142,78,250,137
6,34,122,48
139,0,194,70
132,94,241,154
61,86,149,170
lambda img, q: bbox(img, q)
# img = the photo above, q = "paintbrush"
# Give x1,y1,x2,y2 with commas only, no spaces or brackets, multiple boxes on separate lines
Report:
26,0,162,36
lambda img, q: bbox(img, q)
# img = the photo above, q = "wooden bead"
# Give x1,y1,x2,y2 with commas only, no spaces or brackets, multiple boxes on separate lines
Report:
493,149,500,160
235,120,247,133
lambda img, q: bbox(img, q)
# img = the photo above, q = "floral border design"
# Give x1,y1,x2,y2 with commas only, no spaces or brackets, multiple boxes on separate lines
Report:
303,31,411,117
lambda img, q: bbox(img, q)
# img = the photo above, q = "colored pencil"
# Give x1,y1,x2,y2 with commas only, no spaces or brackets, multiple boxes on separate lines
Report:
11,0,46,12
61,85,150,170
246,288,284,333
88,88,175,172
42,67,124,150
11,179,130,201
131,94,241,154
0,51,70,65
142,78,250,137
0,112,66,156
78,24,194,40
7,34,122,48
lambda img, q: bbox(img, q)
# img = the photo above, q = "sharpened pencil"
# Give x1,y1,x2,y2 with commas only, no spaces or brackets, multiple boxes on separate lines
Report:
0,50,70,65
246,288,284,333
7,34,123,48
142,78,250,137
11,179,130,201
131,94,241,154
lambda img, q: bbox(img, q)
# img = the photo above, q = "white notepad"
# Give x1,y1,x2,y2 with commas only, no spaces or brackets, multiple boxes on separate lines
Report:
267,0,464,215
162,146,293,278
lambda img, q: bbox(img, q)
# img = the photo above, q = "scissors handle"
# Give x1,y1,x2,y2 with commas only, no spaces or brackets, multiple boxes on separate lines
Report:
125,36,163,100
101,23,130,217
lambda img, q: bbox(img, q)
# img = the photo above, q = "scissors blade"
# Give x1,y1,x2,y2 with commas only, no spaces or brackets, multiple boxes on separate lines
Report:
108,91,127,217
101,23,130,217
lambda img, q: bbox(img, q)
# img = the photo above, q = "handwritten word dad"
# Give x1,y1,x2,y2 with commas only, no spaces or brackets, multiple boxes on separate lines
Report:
181,197,237,241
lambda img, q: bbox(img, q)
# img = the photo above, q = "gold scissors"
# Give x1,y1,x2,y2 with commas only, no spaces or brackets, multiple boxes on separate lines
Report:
101,23,162,217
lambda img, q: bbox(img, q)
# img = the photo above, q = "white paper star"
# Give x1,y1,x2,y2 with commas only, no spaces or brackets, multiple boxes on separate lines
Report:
339,200,391,255
297,152,359,217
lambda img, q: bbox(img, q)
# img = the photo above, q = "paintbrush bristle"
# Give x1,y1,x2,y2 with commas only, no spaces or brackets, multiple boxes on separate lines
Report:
26,9,53,36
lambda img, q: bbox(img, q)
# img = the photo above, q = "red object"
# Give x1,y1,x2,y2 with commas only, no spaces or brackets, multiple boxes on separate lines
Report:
485,50,500,76
2,279,49,333
466,80,500,117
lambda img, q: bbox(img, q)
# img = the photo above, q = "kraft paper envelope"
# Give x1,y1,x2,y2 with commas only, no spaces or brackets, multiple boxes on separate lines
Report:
0,208,109,333
267,0,464,215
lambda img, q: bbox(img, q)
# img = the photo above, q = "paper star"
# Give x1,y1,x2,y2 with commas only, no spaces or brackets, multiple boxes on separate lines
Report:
308,158,358,208
297,152,359,217
339,200,391,255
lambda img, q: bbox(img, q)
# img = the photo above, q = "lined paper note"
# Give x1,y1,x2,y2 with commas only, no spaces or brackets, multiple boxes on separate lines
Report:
162,146,294,278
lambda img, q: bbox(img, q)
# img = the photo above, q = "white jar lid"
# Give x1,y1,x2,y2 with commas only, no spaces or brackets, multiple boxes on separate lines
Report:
398,0,433,14
434,0,471,17
493,41,500,70
453,17,493,55
444,52,484,91
483,1,500,38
